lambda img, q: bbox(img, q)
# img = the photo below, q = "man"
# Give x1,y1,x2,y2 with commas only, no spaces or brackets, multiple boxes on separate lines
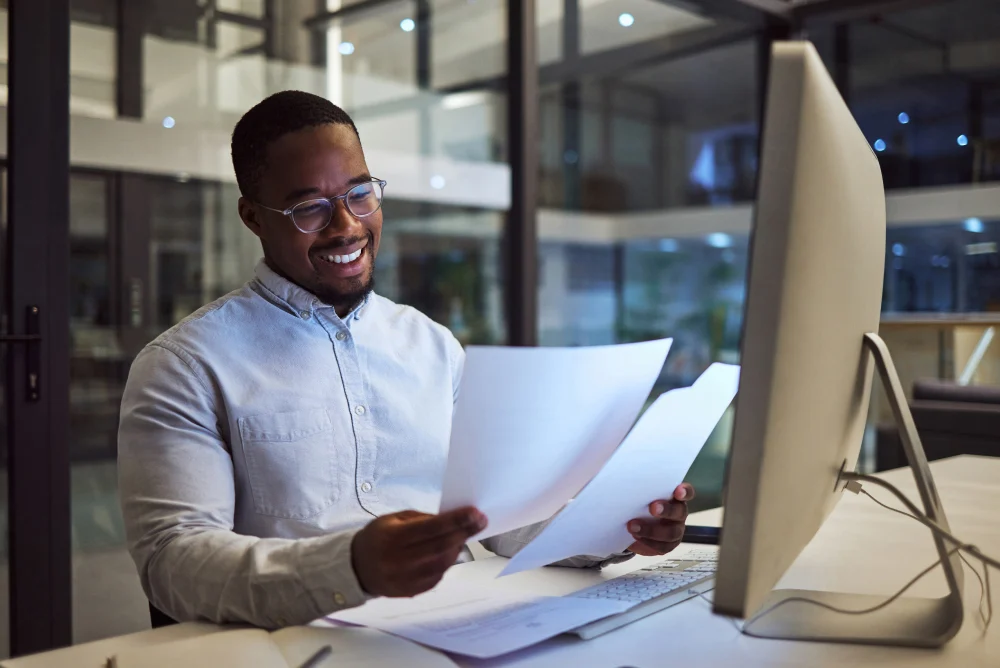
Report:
119,90,695,628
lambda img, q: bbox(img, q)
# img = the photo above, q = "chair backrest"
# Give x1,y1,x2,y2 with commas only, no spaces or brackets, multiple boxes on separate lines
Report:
913,379,1000,405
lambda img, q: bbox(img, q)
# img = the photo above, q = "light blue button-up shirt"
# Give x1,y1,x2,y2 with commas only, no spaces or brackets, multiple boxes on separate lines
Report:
119,261,629,628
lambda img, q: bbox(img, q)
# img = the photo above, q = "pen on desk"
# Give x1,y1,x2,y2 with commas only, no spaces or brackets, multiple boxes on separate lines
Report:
297,645,333,668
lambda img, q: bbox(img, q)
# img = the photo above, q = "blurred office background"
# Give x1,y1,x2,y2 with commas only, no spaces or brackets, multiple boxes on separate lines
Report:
2,0,1000,657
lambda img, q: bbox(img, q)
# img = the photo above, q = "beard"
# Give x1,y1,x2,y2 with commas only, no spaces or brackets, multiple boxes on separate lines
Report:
311,269,375,313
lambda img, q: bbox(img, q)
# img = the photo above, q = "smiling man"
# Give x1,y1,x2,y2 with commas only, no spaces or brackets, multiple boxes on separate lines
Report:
118,90,694,628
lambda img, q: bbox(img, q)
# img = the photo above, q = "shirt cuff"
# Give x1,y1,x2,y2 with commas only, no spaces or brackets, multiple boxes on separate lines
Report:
296,527,374,617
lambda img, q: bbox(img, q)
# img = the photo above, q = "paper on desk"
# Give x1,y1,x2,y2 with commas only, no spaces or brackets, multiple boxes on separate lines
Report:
500,363,740,577
329,589,630,659
440,339,672,539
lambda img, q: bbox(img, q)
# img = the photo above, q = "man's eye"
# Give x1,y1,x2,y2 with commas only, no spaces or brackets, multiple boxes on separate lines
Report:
296,203,325,216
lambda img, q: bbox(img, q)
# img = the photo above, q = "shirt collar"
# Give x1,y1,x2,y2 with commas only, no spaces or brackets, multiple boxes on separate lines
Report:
253,259,371,319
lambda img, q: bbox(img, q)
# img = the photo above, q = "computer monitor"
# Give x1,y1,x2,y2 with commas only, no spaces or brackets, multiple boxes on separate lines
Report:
712,41,965,647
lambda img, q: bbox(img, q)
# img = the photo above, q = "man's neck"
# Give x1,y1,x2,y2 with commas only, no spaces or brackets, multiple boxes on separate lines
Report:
262,257,366,319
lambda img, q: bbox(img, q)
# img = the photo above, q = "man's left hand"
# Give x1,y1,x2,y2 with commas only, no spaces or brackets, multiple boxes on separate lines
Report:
626,483,695,557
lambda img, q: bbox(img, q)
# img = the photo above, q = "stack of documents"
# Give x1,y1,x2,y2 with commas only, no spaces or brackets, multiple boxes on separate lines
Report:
329,341,741,658
330,589,630,659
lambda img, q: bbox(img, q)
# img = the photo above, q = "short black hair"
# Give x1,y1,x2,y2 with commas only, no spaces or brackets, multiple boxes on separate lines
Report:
231,90,360,200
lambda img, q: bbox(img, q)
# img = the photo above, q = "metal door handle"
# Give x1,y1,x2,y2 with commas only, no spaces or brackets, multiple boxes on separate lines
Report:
0,306,41,401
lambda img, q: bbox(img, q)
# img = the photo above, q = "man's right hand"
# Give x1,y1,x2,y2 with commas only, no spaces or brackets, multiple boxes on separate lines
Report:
351,506,488,597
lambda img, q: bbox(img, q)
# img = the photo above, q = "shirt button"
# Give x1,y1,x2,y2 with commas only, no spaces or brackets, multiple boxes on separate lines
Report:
336,331,347,341
299,311,310,319
355,405,366,416
361,481,372,493
334,592,346,606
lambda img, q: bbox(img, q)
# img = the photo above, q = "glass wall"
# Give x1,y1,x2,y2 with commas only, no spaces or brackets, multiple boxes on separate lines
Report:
813,0,1000,189
51,0,511,645
537,1,760,509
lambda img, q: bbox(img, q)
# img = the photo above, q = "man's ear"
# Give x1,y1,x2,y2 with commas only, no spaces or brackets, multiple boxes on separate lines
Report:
238,196,263,238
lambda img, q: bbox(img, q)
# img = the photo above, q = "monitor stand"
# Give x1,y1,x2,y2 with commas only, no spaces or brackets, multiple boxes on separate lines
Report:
740,332,965,648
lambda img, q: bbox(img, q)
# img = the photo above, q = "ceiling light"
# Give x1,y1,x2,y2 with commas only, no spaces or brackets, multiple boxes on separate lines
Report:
400,18,415,32
964,217,984,233
339,41,355,55
441,91,488,110
618,13,634,27
873,139,886,152
430,175,446,190
957,134,969,147
162,116,175,129
897,112,910,124
706,233,732,249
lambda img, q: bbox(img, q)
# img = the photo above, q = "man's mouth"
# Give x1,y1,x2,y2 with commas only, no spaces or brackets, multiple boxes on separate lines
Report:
312,239,370,278
317,247,364,264
315,239,369,266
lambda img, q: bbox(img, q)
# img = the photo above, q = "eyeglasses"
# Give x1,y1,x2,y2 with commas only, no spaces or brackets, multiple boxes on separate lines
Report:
256,178,387,234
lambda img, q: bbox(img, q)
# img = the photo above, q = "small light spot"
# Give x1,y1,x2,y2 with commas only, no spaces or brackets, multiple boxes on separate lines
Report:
339,42,355,55
618,13,634,27
874,139,886,152
430,174,446,190
706,233,732,249
400,18,415,32
964,217,984,233
897,112,910,125
957,134,969,147
162,116,175,129
659,239,679,253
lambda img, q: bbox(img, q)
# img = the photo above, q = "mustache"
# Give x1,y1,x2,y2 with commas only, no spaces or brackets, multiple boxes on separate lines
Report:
310,235,369,253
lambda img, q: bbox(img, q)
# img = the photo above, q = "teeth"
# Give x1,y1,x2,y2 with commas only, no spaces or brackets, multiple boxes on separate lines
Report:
321,248,363,264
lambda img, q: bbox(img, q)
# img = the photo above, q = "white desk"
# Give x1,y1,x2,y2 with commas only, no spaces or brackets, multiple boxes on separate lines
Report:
5,455,998,668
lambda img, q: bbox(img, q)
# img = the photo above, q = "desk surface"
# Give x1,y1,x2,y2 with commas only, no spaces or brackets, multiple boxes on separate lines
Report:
5,456,998,668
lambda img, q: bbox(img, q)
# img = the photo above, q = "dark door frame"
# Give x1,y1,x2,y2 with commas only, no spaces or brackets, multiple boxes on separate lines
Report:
6,0,73,655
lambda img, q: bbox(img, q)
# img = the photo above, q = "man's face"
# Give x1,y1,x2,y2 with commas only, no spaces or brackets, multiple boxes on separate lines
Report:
238,123,381,314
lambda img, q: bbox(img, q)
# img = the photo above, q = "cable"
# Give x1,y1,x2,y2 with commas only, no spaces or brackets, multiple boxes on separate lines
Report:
740,472,1000,636
960,552,993,630
742,546,962,636
843,472,1000,572
693,589,744,633
855,486,994,631
856,485,992,629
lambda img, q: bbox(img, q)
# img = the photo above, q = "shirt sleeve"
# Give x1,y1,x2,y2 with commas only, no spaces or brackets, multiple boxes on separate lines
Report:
480,520,635,569
118,343,372,628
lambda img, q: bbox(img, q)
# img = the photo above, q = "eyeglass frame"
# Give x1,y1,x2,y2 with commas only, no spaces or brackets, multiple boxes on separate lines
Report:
253,178,388,234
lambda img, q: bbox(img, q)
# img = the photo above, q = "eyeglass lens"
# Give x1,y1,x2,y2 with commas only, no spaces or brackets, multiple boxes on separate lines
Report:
290,181,384,232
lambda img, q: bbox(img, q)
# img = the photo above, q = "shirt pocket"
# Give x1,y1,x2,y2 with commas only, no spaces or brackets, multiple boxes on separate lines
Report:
238,408,339,520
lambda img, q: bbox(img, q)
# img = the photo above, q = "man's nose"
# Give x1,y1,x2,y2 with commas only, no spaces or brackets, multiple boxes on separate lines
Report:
324,200,364,237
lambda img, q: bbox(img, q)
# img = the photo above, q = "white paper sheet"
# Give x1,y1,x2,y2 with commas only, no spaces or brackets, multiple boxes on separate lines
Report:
329,589,629,659
500,363,741,576
439,339,672,539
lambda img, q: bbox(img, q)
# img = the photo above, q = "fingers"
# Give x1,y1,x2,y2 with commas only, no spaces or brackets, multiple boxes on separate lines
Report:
647,498,689,522
352,508,487,598
674,483,695,502
395,506,487,546
628,518,685,544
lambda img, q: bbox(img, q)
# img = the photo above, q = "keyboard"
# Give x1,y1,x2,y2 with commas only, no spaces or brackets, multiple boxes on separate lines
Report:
566,546,718,639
